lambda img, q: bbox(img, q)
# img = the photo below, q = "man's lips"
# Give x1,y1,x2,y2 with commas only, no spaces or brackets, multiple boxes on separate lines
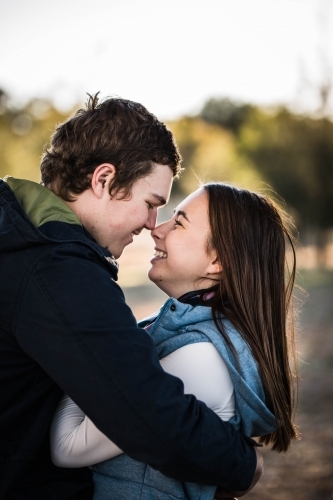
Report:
132,228,143,236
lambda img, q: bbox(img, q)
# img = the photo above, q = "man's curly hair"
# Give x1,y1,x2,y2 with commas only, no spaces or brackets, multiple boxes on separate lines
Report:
40,93,182,201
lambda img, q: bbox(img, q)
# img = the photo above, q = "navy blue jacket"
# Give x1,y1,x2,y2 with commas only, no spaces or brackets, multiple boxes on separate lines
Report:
0,178,257,499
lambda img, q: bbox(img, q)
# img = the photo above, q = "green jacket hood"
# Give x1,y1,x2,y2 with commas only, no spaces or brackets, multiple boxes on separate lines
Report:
4,177,81,228
0,177,119,279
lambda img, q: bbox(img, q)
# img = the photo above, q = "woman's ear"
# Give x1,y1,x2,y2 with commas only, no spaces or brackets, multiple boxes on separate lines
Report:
91,163,116,199
208,253,223,276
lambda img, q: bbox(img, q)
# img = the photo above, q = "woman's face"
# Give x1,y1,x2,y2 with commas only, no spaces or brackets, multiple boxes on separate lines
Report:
148,188,221,298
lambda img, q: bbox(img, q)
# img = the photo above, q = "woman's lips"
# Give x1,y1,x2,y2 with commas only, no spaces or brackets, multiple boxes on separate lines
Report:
150,248,168,262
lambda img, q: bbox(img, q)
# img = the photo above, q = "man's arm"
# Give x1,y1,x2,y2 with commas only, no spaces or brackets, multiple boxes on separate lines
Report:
16,246,257,490
215,447,264,498
50,342,232,467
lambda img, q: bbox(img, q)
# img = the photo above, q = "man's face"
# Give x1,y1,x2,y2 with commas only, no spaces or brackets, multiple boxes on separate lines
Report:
90,164,173,258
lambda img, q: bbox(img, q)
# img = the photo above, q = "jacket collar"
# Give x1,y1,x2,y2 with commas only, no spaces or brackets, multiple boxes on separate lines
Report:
0,178,119,279
4,177,81,228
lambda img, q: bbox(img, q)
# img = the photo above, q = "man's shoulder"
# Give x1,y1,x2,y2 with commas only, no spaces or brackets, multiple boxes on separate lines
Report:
39,220,118,275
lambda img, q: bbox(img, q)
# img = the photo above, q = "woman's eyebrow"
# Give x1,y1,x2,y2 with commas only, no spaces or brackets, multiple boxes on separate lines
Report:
173,209,190,222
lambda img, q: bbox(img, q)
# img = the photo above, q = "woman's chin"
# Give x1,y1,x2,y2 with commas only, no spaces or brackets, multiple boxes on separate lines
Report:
147,269,159,286
147,266,154,280
148,271,170,296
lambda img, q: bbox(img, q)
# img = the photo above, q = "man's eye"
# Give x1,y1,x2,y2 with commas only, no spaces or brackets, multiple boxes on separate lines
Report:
147,203,154,209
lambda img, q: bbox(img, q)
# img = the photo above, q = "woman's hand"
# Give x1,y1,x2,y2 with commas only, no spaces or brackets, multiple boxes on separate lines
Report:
214,447,264,499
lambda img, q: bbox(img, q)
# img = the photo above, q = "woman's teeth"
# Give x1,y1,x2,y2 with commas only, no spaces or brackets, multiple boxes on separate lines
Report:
154,250,167,258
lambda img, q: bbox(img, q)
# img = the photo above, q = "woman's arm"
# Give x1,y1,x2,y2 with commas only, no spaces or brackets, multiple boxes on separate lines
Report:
50,394,123,467
50,341,235,468
161,343,264,499
160,342,235,421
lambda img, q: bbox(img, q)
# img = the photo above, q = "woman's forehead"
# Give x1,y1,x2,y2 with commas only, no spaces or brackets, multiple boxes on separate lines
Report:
175,189,209,227
176,188,206,211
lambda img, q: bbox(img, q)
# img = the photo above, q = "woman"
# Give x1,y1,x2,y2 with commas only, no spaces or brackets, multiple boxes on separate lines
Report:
50,183,299,500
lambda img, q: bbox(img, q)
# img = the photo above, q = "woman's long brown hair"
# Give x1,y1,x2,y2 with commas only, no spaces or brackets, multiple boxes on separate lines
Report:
204,183,299,452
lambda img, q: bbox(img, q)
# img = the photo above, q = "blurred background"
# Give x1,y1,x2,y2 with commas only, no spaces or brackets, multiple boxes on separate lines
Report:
0,0,332,497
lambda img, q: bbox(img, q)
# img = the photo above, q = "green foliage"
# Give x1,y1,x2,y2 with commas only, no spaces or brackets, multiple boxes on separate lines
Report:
199,97,253,133
238,106,333,231
167,117,261,195
197,97,333,240
0,91,71,182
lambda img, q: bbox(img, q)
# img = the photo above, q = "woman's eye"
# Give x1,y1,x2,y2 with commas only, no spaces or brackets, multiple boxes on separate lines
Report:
174,219,182,227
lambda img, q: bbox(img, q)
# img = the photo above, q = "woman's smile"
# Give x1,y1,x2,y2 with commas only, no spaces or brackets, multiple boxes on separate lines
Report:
152,248,168,260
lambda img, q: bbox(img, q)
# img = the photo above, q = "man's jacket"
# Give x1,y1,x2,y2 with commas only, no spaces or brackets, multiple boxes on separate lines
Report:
0,178,257,499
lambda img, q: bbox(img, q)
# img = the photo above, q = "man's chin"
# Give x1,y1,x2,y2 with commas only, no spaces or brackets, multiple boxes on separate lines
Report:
108,236,134,259
107,246,123,260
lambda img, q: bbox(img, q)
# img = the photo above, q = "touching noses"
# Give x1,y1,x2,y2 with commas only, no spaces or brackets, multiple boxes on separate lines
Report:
144,209,158,230
151,219,170,242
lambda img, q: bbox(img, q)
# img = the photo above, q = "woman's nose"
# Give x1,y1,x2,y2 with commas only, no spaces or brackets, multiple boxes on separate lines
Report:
151,219,169,241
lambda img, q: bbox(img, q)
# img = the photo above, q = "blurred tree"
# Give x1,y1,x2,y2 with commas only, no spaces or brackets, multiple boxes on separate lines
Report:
0,91,72,182
239,106,333,264
199,97,253,134
167,116,261,196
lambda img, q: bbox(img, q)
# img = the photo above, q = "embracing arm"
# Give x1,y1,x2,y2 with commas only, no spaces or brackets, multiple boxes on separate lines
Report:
50,394,123,467
160,342,236,421
16,246,257,490
50,338,263,494
50,342,234,467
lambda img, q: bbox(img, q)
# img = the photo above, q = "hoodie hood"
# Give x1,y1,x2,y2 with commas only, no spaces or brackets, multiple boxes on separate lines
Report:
0,177,118,279
4,177,81,228
0,177,81,255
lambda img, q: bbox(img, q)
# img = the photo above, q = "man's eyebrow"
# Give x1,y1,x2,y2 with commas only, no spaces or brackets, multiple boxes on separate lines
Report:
150,193,167,206
173,209,190,222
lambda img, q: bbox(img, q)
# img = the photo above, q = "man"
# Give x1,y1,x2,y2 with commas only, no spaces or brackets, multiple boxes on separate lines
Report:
0,94,261,499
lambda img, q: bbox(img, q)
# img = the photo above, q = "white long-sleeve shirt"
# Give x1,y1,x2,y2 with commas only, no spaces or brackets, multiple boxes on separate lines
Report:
50,342,235,468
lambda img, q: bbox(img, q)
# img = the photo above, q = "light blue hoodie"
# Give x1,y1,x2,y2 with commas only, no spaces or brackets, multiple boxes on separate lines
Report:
92,297,276,500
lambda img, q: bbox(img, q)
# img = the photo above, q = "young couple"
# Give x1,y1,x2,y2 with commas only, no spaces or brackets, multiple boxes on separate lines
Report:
0,94,298,499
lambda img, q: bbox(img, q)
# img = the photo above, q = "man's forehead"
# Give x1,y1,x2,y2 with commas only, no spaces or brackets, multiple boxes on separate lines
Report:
142,163,173,204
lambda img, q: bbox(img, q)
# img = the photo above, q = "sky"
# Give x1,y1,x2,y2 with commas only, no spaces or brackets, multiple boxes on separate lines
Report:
0,0,332,120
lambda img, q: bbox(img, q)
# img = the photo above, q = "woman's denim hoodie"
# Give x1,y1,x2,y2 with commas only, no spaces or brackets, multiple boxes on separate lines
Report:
93,297,276,500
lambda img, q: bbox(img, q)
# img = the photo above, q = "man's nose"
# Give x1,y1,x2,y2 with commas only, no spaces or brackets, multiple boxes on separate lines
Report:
144,210,158,230
151,219,170,241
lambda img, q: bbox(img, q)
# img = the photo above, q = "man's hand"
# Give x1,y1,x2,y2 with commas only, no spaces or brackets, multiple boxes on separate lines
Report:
214,447,264,499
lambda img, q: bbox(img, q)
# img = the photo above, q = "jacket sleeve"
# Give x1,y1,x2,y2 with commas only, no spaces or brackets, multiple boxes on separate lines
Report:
15,244,257,490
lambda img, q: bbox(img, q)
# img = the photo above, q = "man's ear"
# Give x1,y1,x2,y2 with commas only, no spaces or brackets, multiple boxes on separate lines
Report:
91,163,116,199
